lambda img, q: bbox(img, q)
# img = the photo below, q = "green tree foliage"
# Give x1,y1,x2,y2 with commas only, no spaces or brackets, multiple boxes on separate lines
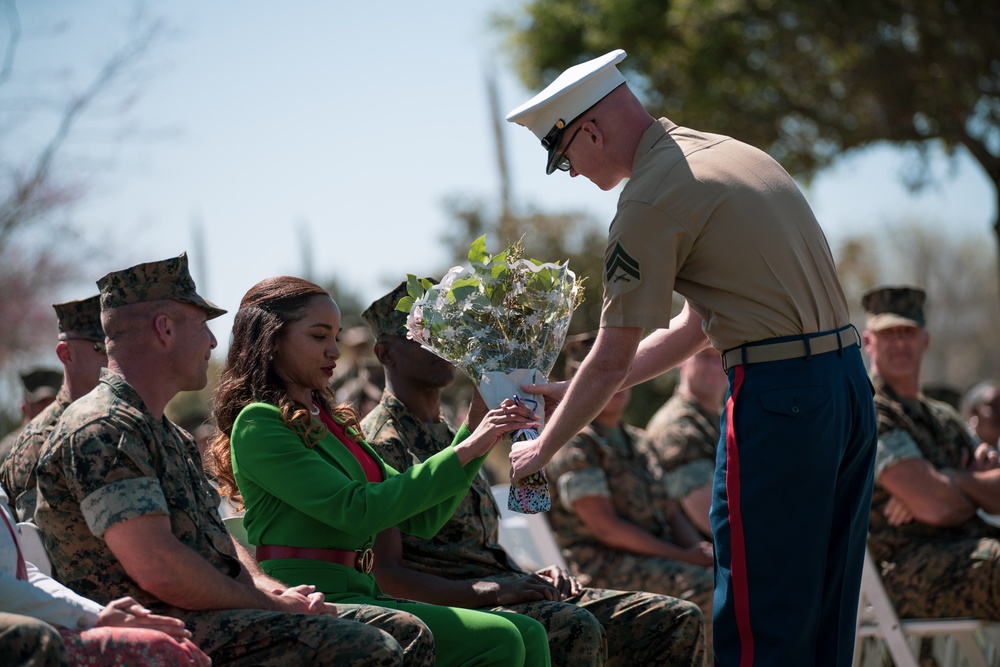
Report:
500,0,998,182
499,0,1000,298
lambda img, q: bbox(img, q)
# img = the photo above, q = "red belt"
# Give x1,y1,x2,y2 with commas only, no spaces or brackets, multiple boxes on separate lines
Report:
255,545,375,574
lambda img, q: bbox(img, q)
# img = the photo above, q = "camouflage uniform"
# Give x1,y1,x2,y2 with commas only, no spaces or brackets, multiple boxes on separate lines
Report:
641,392,719,504
0,612,67,666
0,430,20,474
1,388,72,522
868,374,1000,619
2,295,105,523
4,370,64,466
363,390,706,667
35,366,429,666
545,422,714,653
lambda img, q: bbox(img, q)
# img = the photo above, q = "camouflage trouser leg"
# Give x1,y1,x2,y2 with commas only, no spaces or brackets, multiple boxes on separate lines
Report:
338,603,435,667
0,613,68,667
882,537,1000,619
568,587,706,667
181,608,407,667
492,594,606,667
497,585,706,667
570,549,714,662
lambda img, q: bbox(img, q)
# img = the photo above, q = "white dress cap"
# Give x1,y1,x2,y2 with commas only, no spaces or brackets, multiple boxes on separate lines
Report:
506,49,628,163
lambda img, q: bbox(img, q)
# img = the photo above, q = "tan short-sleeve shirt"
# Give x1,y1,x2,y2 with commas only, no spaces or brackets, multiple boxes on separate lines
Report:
601,119,849,351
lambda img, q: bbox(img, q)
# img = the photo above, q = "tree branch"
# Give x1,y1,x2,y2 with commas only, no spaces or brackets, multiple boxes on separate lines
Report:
0,3,163,245
0,0,21,90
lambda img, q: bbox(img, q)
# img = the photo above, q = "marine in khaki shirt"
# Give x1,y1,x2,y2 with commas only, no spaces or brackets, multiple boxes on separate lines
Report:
505,49,877,666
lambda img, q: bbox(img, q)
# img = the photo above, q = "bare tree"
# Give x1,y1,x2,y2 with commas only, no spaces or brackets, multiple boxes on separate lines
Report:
0,1,164,371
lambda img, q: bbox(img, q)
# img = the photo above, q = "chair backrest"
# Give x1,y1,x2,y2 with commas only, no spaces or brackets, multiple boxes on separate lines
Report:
17,521,52,577
855,546,998,667
223,514,254,557
491,483,567,572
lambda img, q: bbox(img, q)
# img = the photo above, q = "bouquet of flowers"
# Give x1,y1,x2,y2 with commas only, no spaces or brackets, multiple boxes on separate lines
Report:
396,235,585,513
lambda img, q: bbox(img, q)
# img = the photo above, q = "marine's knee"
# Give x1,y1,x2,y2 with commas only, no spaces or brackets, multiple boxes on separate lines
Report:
545,607,606,665
671,601,707,658
0,614,66,667
516,616,551,667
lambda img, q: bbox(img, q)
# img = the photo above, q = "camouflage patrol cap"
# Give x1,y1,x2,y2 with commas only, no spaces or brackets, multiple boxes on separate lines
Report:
562,330,598,378
53,295,104,341
97,252,226,320
20,367,63,402
862,285,926,331
362,278,435,340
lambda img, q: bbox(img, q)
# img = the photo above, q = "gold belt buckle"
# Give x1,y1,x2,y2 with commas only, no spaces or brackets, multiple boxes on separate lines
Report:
355,548,375,574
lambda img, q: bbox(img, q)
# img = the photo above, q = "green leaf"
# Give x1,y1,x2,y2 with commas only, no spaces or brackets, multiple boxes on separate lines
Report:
452,284,478,302
468,235,490,266
406,274,427,300
395,295,415,313
490,283,507,306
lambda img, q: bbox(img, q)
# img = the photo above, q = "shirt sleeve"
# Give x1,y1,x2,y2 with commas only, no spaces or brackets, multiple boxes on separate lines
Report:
547,430,613,510
233,403,475,539
664,459,716,500
556,468,611,510
601,200,693,330
0,504,102,629
60,422,170,538
18,563,104,628
875,429,924,480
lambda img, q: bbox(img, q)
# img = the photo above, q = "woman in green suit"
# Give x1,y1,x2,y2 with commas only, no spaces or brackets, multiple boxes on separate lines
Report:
209,276,550,667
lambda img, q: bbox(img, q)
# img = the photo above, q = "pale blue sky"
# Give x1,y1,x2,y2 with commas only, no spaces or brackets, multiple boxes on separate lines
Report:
7,1,996,357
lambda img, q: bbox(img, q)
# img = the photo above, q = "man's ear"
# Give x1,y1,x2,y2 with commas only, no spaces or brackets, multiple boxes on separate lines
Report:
584,119,603,148
153,313,174,346
55,340,73,365
373,340,393,366
861,329,875,355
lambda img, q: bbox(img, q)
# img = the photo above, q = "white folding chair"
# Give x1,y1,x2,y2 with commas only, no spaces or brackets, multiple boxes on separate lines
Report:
490,483,567,572
854,546,999,667
17,521,53,577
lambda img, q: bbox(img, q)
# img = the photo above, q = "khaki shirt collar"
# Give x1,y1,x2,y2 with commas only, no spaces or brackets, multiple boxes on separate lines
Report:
631,117,677,171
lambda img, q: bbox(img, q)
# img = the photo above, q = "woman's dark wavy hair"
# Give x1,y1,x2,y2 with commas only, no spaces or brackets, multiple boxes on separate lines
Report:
207,276,364,509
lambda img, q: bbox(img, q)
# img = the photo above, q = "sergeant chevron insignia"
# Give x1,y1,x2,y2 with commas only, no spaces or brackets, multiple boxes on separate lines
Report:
605,242,641,290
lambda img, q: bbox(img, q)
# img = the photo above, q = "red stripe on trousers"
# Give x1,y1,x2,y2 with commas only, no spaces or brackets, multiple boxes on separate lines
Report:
725,365,754,666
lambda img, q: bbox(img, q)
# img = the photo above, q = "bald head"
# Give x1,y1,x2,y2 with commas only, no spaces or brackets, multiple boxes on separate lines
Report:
560,85,657,190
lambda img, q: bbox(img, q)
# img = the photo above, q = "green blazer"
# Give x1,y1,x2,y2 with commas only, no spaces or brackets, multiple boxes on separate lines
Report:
230,402,485,601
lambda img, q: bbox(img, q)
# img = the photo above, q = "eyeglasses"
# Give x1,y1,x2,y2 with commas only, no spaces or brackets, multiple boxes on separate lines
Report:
67,338,107,354
543,118,595,175
552,126,584,173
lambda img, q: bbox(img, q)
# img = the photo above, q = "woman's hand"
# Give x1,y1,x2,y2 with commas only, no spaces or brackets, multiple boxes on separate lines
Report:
456,399,539,465
96,597,192,640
